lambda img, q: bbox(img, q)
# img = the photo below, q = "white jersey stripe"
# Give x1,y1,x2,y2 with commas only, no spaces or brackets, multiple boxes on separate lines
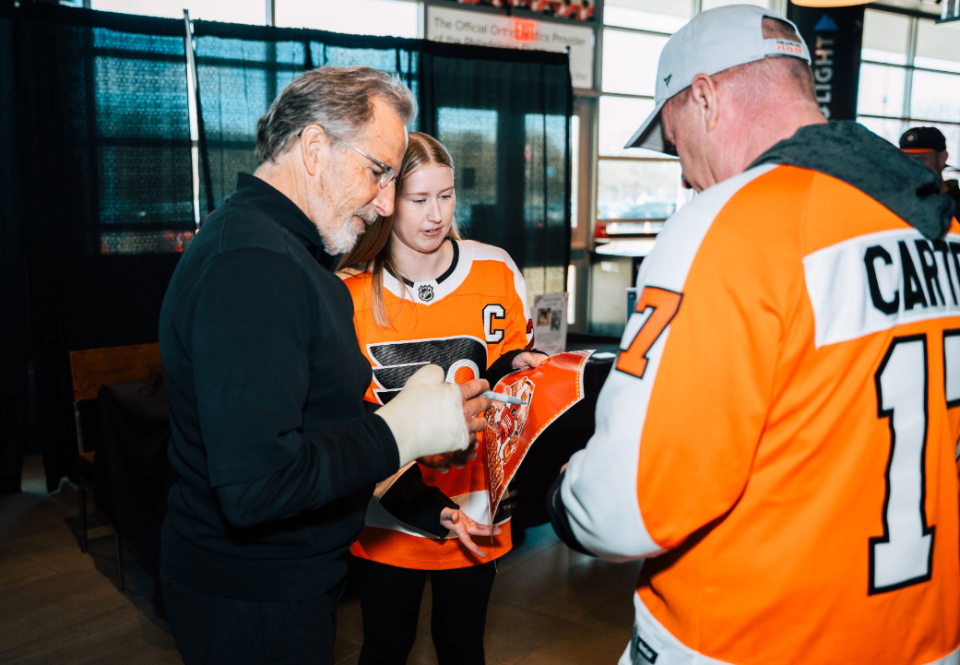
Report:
561,164,778,561
804,230,960,348
381,240,533,346
363,490,492,540
619,594,960,665
619,594,735,665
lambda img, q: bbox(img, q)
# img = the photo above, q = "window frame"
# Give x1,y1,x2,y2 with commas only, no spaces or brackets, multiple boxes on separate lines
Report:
858,8,960,157
596,22,682,228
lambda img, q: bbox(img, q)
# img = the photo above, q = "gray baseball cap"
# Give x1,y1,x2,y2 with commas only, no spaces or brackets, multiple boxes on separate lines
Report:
624,4,811,154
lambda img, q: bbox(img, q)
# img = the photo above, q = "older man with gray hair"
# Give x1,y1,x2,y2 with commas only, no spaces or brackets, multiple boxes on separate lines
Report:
548,5,958,665
158,66,491,664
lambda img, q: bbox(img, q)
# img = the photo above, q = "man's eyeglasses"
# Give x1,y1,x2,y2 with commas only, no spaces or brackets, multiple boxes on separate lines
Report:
297,128,396,189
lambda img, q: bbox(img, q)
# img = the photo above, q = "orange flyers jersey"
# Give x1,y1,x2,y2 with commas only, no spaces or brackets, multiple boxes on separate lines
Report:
561,164,960,665
343,239,534,570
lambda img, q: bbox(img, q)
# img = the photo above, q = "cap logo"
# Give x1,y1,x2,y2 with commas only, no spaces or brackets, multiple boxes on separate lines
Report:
775,41,803,56
663,74,672,87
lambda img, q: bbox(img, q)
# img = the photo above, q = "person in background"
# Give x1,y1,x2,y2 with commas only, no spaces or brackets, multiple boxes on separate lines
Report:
338,131,547,665
158,67,491,665
548,6,959,665
900,126,960,211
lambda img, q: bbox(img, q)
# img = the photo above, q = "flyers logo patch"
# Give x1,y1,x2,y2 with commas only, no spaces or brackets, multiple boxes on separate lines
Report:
368,336,488,404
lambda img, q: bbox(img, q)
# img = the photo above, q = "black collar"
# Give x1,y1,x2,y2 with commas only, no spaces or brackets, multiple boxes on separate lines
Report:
231,173,338,271
391,239,459,287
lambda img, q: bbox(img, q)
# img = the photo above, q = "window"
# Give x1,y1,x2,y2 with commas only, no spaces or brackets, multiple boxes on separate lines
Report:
91,0,422,36
857,8,960,159
92,0,266,24
601,29,669,97
603,0,689,33
597,2,692,231
570,114,579,229
66,16,200,254
861,10,909,65
275,0,421,38
915,17,960,73
436,108,499,219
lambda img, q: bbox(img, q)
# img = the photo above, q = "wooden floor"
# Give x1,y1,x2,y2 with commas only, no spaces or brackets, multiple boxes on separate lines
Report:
0,455,640,664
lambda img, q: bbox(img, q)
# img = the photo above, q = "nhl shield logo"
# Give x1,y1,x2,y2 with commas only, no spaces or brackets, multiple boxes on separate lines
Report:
418,284,435,302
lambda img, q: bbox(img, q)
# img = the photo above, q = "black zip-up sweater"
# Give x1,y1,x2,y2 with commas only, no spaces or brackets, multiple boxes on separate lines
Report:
159,173,400,601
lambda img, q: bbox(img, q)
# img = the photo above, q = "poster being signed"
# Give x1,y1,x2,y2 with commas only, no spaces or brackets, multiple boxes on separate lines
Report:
483,350,593,521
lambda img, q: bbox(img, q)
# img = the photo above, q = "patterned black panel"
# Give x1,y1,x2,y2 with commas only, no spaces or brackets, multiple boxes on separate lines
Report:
369,337,488,404
373,363,429,392
370,337,487,383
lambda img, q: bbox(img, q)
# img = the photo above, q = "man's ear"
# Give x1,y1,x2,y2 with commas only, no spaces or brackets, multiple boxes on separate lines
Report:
939,150,949,172
689,73,720,133
298,124,329,178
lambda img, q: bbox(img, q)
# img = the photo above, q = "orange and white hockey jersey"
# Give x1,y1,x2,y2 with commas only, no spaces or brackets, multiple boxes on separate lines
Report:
561,164,960,664
344,238,534,570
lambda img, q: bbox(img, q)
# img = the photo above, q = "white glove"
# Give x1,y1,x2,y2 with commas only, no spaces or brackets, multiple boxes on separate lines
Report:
376,364,469,467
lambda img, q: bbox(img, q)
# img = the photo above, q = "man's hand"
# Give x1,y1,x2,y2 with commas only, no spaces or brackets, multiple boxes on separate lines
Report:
440,508,503,558
419,379,490,472
461,378,492,443
511,351,549,370
378,365,487,468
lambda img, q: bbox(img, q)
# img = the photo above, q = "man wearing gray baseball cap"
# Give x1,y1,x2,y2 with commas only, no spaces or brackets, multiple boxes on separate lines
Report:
548,5,959,665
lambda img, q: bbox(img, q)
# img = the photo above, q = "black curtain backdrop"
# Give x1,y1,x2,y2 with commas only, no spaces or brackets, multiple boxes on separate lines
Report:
4,5,194,491
0,7,28,492
192,20,572,296
1,5,572,492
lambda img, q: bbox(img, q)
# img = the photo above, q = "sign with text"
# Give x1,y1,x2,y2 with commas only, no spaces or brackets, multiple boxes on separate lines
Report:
430,0,595,23
427,5,594,89
787,3,864,121
532,292,568,356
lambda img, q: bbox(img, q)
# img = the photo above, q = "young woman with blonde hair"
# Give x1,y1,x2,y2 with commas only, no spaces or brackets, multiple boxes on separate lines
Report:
339,131,546,664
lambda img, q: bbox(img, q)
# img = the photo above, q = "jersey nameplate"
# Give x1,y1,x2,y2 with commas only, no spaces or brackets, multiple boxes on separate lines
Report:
804,230,960,348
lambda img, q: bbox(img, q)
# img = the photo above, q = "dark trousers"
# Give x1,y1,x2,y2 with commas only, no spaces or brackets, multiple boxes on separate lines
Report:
161,570,341,665
356,558,497,665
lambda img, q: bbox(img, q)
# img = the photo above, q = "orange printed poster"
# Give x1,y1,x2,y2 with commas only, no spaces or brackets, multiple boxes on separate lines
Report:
483,350,593,521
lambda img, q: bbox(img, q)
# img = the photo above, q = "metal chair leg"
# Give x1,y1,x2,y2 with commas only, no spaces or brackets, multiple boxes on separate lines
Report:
78,481,88,553
115,532,125,591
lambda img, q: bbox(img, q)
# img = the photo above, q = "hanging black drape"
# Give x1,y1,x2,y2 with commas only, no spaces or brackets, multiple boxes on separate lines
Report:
5,5,194,491
425,44,572,296
1,5,571,493
192,21,572,293
0,7,28,492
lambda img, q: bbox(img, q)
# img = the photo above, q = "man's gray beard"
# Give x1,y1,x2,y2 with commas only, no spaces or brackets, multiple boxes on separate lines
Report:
322,209,377,255
323,221,361,255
